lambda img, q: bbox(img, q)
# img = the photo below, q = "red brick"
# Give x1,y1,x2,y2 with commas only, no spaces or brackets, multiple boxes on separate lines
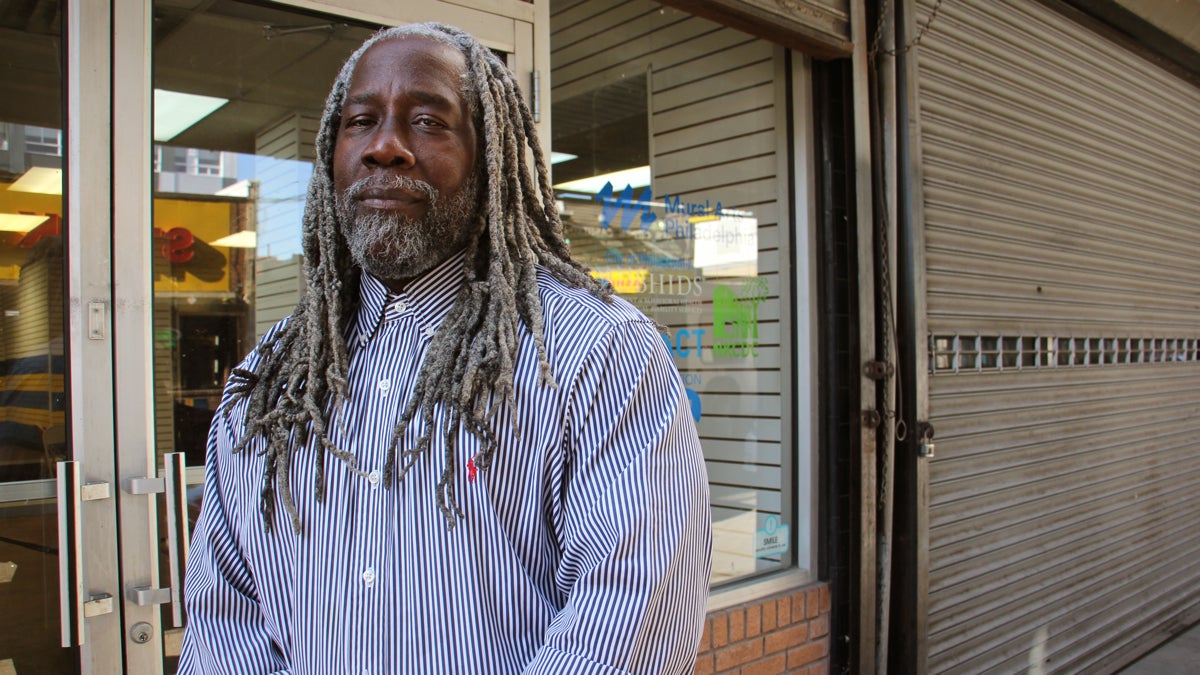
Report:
811,658,829,675
739,653,788,674
787,641,829,669
698,622,712,653
806,589,820,619
745,604,762,638
810,613,830,638
791,591,807,625
776,596,792,626
728,607,746,642
692,653,714,675
715,639,764,671
711,613,729,649
761,600,778,632
764,623,809,654
819,585,831,613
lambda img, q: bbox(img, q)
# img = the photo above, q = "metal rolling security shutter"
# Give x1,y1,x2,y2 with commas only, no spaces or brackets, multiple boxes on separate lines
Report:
913,0,1200,672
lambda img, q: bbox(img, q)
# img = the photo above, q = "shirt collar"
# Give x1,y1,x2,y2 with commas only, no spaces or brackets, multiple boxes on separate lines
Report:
354,250,468,342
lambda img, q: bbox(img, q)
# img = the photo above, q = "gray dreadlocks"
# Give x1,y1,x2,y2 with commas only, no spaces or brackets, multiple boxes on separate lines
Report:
225,22,609,533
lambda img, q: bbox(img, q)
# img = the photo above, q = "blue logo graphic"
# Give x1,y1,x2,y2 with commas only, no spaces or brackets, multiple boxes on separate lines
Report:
594,181,724,237
596,182,656,232
685,387,702,423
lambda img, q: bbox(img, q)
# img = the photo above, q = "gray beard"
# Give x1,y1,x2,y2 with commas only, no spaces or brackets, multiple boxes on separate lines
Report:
337,174,479,283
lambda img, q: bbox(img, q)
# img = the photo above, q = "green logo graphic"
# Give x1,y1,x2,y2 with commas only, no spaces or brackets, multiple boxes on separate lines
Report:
712,279,766,358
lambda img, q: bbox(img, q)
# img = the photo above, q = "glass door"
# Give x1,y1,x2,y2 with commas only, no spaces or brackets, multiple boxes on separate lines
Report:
0,114,73,675
0,0,73,670
4,0,540,671
1,0,123,672
148,7,380,669
125,1,541,672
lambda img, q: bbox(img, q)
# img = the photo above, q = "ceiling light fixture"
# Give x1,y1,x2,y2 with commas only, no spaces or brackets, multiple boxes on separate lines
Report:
553,166,651,194
154,89,229,142
0,214,50,233
7,167,62,195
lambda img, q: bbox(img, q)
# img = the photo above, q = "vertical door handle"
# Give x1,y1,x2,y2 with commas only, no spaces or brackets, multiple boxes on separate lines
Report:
57,461,115,646
164,452,190,627
57,460,84,647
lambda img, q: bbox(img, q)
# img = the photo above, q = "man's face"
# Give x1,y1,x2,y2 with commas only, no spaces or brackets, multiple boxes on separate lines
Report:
332,36,480,286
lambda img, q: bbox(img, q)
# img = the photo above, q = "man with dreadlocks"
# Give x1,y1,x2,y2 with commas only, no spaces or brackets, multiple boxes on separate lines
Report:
180,22,711,675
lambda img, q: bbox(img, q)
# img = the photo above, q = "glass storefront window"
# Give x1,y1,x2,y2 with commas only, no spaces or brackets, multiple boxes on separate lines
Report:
550,0,800,585
0,1,77,672
147,0,803,641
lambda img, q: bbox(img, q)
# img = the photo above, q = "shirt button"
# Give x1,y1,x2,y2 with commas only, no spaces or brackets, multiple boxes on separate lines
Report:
393,300,407,313
368,470,381,486
358,335,368,346
362,567,375,587
378,378,390,392
423,325,436,338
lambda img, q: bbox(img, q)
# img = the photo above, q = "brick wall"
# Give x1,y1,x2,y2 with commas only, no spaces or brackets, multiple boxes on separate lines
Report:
693,582,831,674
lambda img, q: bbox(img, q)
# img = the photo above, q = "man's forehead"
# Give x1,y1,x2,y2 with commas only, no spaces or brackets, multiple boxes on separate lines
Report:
349,36,468,86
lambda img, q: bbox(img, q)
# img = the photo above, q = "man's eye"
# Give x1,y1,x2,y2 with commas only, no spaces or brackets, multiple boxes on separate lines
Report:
415,117,442,127
345,116,373,128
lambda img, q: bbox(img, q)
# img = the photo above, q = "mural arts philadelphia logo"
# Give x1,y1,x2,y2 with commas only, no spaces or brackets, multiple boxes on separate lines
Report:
595,180,748,245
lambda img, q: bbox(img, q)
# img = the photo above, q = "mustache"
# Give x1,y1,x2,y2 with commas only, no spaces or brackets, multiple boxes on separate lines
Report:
341,175,438,205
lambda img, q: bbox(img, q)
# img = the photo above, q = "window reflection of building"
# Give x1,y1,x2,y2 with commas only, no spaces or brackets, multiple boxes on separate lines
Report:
22,125,61,156
155,146,239,193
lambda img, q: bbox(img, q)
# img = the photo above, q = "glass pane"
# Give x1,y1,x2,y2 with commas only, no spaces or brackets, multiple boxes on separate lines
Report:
550,0,794,585
150,1,376,670
0,0,78,671
150,0,375,468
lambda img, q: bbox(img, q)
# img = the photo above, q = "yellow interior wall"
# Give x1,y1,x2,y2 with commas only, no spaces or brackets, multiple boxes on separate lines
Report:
0,186,62,282
153,198,234,293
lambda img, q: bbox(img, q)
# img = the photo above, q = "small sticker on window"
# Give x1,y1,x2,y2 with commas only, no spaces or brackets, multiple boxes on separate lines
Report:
755,515,789,559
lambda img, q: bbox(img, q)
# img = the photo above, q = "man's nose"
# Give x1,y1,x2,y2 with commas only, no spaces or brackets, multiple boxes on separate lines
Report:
362,120,415,168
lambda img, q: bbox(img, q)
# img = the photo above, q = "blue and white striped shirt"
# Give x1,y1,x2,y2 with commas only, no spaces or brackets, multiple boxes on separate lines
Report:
179,252,712,674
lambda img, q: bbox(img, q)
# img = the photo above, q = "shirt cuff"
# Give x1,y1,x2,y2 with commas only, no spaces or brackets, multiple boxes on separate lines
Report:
524,645,631,675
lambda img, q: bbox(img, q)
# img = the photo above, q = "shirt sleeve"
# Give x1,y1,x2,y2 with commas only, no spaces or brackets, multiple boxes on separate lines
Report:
178,415,291,675
525,320,713,675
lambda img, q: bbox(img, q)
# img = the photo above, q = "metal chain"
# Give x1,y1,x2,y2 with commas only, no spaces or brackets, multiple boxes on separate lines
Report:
868,0,893,57
869,0,946,59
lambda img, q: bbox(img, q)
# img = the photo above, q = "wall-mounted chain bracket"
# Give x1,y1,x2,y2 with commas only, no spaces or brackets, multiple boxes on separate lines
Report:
863,360,894,380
